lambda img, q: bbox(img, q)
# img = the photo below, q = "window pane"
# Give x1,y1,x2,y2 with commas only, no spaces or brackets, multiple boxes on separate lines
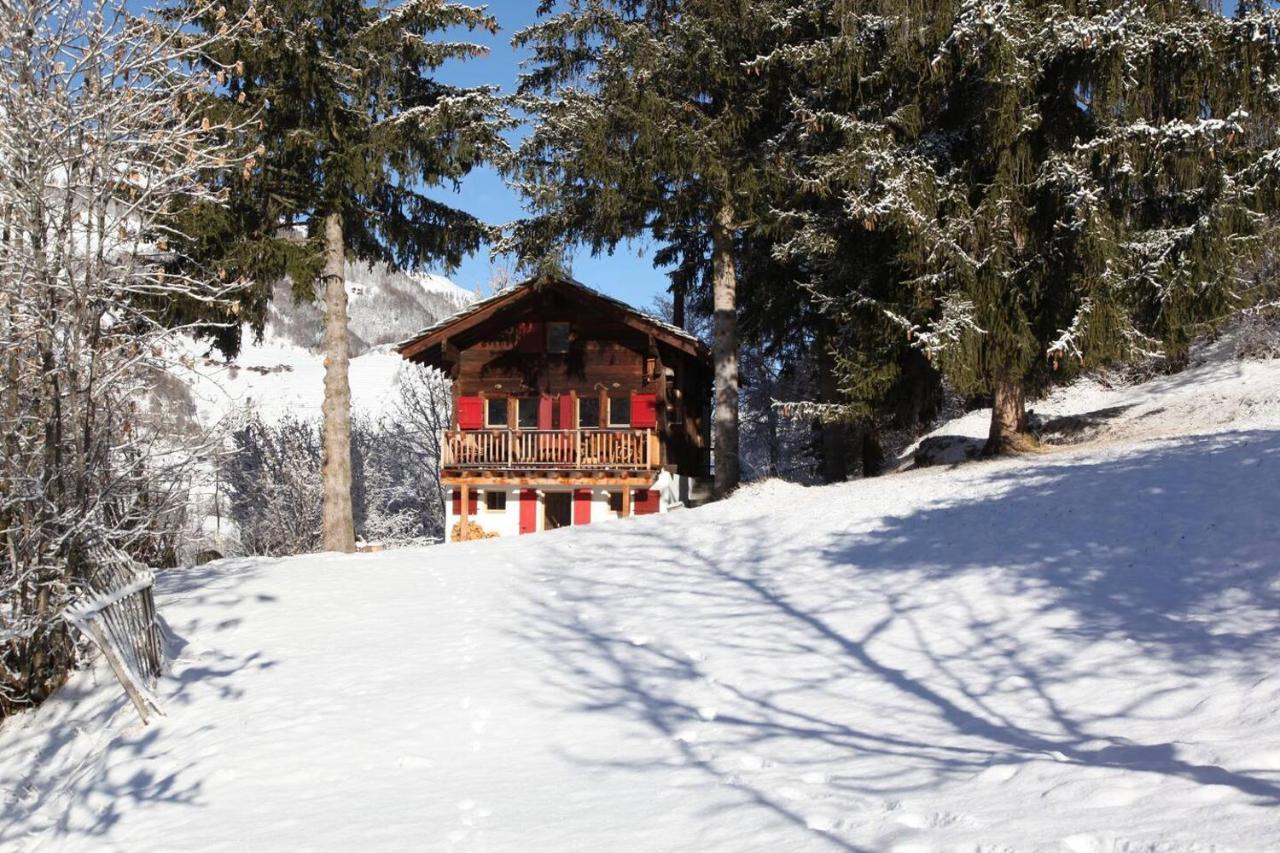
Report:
547,322,570,353
608,491,624,513
609,396,631,427
579,397,600,428
518,398,539,429
486,398,508,427
485,492,506,511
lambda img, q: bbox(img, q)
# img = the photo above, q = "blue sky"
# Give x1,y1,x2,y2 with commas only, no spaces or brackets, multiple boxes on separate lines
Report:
425,4,669,307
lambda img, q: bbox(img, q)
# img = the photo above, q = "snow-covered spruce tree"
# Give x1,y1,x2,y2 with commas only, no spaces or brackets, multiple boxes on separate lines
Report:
0,0,249,714
508,0,791,497
163,0,511,551
769,0,1280,454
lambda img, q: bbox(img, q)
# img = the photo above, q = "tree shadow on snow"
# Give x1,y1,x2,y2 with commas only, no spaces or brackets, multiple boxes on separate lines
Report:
0,557,282,847
511,429,1280,847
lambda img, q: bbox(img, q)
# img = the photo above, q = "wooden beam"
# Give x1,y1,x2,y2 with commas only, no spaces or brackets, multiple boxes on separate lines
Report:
442,473,656,488
622,486,632,518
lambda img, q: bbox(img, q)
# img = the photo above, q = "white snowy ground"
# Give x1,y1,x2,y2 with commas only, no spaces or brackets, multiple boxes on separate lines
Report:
4,357,1280,852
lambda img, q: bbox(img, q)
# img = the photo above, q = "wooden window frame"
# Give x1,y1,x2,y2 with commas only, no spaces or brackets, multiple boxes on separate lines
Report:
608,395,631,428
484,491,507,512
516,397,540,430
485,397,509,429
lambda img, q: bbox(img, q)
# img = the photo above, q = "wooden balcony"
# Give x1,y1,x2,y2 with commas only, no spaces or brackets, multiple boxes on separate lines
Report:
444,429,660,470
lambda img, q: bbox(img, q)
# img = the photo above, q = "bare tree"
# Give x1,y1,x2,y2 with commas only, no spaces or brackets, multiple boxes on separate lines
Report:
0,0,249,715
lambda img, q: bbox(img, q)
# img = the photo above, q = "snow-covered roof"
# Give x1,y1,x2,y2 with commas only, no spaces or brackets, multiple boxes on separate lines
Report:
395,275,708,359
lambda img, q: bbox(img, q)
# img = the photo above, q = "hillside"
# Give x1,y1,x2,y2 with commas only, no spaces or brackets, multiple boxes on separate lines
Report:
2,355,1279,851
176,262,473,426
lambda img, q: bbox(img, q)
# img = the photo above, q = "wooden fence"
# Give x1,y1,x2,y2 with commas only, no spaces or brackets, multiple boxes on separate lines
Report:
63,546,164,723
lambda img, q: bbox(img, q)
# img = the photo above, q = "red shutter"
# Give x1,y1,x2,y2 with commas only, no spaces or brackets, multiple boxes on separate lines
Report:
457,396,483,430
538,395,553,430
559,394,576,430
573,489,592,525
517,321,544,353
519,488,538,534
633,489,660,515
451,489,478,515
631,393,658,429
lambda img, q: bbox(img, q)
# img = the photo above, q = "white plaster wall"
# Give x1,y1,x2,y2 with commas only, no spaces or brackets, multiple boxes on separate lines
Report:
444,476,673,542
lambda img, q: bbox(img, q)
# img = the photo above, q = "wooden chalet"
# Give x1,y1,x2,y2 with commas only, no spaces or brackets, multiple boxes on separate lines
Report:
397,276,713,541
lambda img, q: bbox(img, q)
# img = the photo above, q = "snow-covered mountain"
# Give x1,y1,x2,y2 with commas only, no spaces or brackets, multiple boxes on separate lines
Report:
5,343,1279,851
175,262,473,427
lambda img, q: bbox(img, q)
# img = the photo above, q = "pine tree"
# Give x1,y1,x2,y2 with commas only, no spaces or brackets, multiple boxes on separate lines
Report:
163,0,511,549
507,0,788,497
771,0,1280,454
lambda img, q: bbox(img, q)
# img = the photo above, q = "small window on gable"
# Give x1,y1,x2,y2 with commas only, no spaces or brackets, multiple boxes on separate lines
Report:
579,397,600,429
517,397,539,429
547,322,571,354
485,492,507,512
486,398,508,428
608,395,631,427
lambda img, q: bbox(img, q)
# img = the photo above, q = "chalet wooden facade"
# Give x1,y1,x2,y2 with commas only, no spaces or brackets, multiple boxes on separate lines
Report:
397,276,713,541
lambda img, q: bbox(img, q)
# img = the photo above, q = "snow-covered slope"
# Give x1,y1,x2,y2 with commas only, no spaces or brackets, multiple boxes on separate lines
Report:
176,264,472,425
903,337,1280,467
4,357,1280,851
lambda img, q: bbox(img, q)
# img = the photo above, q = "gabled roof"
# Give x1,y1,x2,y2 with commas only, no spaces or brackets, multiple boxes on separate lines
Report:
396,275,710,362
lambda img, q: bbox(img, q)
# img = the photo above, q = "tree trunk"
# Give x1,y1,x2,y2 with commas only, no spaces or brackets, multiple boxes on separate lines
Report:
861,428,886,477
672,283,685,330
710,203,739,497
320,212,356,552
984,376,1033,456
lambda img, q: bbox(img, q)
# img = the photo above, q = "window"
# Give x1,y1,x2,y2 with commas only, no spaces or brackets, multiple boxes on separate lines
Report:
608,395,631,427
484,492,507,512
608,491,624,514
579,397,600,429
547,322,571,353
517,397,540,429
486,398,508,428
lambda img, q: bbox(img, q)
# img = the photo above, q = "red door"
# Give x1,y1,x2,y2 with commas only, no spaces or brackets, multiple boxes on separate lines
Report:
519,488,538,534
573,489,592,525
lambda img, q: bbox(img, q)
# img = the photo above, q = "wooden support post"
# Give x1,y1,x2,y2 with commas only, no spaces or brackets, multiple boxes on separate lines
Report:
622,486,632,518
460,484,470,541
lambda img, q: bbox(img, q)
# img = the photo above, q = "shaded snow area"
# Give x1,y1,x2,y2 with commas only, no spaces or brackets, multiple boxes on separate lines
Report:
903,339,1280,468
4,362,1280,852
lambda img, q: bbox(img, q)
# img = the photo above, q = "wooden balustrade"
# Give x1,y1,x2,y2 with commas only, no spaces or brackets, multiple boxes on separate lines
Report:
443,429,656,470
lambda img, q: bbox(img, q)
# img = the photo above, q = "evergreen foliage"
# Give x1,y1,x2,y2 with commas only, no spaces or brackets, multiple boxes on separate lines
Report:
161,0,511,548
161,0,512,349
507,0,791,494
767,0,1280,453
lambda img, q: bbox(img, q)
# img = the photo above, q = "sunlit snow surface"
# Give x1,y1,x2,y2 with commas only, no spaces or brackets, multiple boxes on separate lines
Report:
3,354,1280,852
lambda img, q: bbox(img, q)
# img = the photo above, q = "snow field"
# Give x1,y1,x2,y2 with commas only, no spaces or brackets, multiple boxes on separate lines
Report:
2,356,1279,851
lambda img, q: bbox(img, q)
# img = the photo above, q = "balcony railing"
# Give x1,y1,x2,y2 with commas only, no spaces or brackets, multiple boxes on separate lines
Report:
443,429,659,470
